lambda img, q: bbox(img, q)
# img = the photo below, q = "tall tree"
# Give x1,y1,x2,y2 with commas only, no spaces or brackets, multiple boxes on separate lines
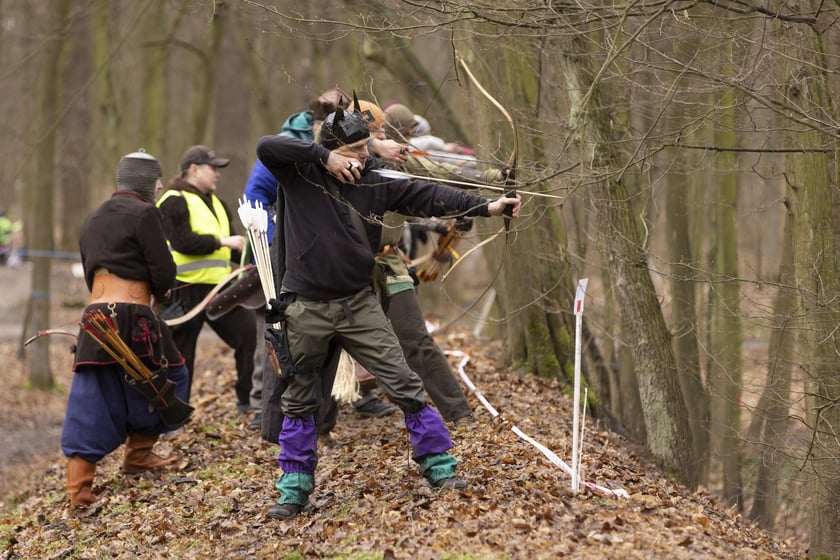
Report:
25,0,72,389
58,4,94,251
707,79,744,510
783,32,840,560
558,38,697,486
138,0,169,152
667,168,708,483
363,33,472,145
190,2,225,144
90,0,121,205
748,209,795,531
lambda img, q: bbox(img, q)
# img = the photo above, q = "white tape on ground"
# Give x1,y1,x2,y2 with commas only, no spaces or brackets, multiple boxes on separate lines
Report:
446,350,629,499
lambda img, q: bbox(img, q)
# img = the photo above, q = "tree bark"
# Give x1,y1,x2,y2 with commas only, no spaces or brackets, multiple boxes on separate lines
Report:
707,84,743,510
190,2,225,144
139,0,168,153
784,61,840,560
362,32,472,146
560,46,697,487
91,0,121,204
666,165,709,483
26,0,72,389
59,8,93,251
748,206,795,531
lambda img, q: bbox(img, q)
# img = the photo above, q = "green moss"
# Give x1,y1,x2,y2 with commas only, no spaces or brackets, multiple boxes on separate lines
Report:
556,326,573,350
0,523,14,550
525,317,563,378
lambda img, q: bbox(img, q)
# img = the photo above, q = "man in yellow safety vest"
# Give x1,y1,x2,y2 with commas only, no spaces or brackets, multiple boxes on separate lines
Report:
157,145,256,413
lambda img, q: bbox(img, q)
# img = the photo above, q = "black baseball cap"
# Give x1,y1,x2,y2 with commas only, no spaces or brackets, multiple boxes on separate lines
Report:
179,145,230,171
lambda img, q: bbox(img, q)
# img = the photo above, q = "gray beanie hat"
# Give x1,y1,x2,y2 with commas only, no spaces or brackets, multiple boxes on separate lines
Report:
116,148,162,201
384,104,417,140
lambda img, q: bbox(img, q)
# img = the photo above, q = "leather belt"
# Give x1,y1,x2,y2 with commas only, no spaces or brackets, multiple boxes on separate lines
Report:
89,269,152,306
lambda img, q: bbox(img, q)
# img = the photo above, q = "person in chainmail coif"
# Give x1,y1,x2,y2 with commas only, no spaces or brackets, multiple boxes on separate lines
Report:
62,149,191,510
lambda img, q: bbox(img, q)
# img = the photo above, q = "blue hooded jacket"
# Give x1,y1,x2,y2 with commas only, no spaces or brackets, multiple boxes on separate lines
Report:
243,111,315,244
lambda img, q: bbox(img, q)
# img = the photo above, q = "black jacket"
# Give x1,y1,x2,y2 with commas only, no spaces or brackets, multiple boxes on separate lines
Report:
79,191,175,301
257,135,491,301
75,191,183,368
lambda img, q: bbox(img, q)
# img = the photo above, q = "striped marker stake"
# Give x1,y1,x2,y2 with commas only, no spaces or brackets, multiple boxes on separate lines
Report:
571,278,588,492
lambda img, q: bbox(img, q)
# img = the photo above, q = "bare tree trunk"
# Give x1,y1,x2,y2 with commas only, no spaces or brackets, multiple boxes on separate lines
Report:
90,0,121,204
59,8,93,251
139,0,167,152
708,85,743,510
783,31,840,556
368,33,622,426
748,208,795,531
231,2,281,142
559,44,697,487
452,43,596,390
26,0,71,389
573,104,695,485
190,3,225,144
666,169,709,483
363,33,472,145
603,263,647,443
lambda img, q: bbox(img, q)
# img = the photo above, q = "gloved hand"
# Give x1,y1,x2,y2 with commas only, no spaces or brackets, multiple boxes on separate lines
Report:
454,217,474,232
498,166,514,183
264,298,285,325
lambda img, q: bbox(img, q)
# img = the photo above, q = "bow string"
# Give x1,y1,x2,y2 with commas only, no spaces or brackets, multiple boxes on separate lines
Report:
456,51,518,234
435,50,519,327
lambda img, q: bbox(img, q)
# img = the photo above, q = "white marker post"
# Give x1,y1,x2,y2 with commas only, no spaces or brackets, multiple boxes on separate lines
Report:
570,278,588,492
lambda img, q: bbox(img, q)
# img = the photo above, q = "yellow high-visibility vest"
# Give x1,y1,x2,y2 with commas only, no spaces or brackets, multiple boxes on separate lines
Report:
158,190,231,284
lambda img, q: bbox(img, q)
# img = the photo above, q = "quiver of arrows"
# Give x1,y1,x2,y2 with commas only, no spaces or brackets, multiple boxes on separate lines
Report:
417,223,459,282
126,368,194,426
81,309,193,426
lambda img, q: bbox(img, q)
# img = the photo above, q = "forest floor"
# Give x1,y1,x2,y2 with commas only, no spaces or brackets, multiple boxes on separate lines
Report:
0,263,810,559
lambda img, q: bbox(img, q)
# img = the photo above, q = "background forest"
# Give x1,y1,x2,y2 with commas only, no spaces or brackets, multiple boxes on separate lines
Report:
1,1,839,558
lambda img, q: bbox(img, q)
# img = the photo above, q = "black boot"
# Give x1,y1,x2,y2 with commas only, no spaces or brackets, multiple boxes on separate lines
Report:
267,502,306,520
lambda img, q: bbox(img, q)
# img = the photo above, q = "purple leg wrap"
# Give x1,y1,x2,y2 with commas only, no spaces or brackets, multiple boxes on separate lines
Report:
277,414,318,474
405,405,453,458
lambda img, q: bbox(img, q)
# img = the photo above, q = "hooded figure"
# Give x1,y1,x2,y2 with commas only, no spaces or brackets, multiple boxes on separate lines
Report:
383,104,417,141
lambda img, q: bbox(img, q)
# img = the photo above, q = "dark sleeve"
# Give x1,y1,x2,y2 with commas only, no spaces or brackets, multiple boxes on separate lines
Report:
257,135,332,177
375,174,491,219
271,196,286,296
137,205,176,301
158,193,221,255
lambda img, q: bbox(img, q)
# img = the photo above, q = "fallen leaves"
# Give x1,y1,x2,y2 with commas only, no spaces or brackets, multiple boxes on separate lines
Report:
0,329,806,560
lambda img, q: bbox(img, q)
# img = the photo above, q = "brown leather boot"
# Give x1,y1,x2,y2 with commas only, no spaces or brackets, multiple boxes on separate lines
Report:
122,433,179,473
66,456,100,508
